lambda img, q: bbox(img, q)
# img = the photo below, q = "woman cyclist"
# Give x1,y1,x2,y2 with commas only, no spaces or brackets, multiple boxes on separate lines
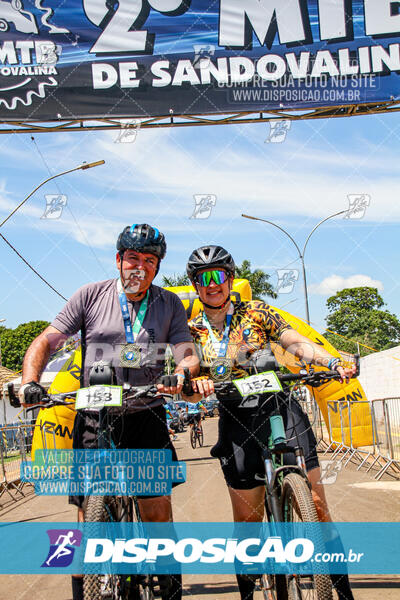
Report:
182,245,355,600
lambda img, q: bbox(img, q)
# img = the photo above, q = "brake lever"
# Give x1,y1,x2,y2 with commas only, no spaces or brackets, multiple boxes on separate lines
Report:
182,368,194,396
8,383,21,408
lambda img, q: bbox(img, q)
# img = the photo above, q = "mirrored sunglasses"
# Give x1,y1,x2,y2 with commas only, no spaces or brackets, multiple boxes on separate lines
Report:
195,270,228,287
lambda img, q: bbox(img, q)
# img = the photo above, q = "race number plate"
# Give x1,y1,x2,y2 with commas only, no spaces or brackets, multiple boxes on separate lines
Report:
75,385,123,410
233,371,283,398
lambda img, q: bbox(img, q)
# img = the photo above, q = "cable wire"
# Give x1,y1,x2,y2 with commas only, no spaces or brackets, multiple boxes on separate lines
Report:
0,232,67,301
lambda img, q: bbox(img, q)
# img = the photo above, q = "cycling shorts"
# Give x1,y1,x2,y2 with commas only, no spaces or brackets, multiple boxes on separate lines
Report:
211,398,319,490
69,404,182,508
187,412,201,425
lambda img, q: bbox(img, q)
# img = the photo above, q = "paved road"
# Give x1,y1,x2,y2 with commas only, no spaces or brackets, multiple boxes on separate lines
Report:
1,416,399,599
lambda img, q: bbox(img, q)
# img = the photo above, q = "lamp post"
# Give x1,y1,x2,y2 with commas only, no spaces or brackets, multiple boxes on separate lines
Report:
242,211,347,324
0,318,5,367
0,160,105,229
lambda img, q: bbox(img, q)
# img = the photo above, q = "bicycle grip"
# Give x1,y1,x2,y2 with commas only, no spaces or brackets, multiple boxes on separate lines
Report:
8,383,21,408
354,354,360,377
182,368,194,396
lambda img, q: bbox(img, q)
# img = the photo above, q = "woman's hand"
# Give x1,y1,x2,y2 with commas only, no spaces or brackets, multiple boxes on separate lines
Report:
336,363,357,384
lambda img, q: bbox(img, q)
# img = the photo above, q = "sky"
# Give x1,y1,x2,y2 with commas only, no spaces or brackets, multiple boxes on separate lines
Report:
0,108,399,339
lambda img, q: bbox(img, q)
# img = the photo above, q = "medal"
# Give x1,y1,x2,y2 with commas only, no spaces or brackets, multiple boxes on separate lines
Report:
203,304,234,382
120,343,142,368
117,279,149,368
210,358,232,382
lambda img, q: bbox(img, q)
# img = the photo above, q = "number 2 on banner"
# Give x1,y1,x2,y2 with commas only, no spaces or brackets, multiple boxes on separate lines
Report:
83,0,189,54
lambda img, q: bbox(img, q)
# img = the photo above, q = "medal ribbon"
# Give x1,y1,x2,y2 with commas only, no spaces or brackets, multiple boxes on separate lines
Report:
117,278,149,343
202,305,233,358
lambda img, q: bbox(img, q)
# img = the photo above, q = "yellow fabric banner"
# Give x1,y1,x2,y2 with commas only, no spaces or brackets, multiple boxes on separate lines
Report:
270,307,372,446
31,347,81,457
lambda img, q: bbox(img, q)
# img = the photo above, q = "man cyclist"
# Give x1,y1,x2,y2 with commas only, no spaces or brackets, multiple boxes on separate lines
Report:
19,224,198,600
186,400,207,429
183,245,355,600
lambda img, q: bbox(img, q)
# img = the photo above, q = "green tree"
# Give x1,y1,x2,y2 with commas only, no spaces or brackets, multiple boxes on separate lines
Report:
0,320,50,372
235,260,277,301
162,273,190,287
324,287,400,356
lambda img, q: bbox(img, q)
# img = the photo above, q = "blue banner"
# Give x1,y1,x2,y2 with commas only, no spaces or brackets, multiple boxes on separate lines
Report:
0,522,399,574
0,1,399,120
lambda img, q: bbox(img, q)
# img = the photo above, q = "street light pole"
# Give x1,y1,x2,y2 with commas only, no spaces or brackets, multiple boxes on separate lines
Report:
242,210,347,324
0,318,5,367
0,160,105,229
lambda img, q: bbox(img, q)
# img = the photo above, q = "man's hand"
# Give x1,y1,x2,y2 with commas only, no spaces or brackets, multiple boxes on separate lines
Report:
19,381,47,406
192,377,215,398
157,374,184,396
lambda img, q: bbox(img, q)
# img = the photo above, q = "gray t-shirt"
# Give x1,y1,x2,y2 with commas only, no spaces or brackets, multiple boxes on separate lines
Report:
52,279,192,410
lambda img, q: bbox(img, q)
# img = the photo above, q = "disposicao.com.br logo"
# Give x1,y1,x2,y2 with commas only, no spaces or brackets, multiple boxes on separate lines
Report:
84,536,313,565
42,529,82,568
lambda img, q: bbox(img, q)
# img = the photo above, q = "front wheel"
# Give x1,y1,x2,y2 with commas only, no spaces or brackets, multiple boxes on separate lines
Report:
281,473,333,600
83,496,126,599
190,426,196,449
197,425,204,447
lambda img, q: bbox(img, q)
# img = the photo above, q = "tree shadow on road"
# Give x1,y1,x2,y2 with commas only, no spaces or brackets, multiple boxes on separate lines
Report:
350,575,400,588
183,580,237,595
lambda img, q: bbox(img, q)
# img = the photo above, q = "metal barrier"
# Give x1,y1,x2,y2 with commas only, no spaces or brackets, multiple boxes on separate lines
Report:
323,398,400,480
366,398,400,480
0,421,56,504
297,389,328,450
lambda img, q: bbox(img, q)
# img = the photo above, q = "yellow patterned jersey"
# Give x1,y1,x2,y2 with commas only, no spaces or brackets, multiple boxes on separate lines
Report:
189,300,293,380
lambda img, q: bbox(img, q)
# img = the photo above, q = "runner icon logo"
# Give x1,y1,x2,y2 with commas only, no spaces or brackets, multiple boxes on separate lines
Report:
42,529,82,568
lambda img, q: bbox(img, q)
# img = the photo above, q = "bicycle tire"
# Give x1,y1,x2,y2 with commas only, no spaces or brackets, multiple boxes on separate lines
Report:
197,426,204,447
83,495,125,600
281,473,333,600
190,426,196,449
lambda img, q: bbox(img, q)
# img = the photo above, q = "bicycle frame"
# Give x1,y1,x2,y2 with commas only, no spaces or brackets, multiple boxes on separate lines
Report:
254,391,312,523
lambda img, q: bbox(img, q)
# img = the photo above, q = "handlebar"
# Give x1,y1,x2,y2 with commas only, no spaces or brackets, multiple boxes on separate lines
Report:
8,382,173,413
212,366,356,395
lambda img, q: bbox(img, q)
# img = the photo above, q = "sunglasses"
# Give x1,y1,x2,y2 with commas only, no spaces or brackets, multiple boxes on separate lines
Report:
195,270,228,287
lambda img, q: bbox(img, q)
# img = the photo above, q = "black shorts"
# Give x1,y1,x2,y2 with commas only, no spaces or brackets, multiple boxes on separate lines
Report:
212,397,319,490
69,405,181,508
187,413,201,425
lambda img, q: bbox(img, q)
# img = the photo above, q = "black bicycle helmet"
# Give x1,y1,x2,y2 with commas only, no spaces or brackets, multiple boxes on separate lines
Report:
117,224,167,260
186,245,235,281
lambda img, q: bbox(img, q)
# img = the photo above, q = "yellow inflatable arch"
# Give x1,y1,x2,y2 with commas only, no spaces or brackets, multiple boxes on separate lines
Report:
31,279,372,455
